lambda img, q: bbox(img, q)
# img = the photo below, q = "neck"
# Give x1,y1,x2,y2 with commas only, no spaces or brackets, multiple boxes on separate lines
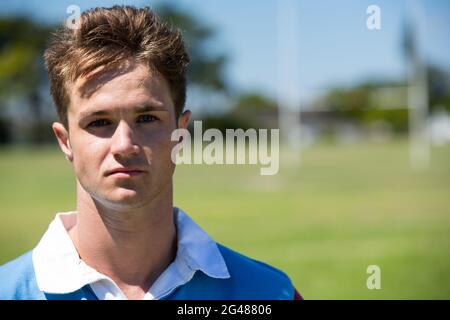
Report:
69,180,177,299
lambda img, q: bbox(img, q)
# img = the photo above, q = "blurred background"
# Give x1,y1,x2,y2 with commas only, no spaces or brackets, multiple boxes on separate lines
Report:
0,0,449,299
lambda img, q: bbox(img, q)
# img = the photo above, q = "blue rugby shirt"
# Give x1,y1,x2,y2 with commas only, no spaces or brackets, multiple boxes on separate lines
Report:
0,208,301,300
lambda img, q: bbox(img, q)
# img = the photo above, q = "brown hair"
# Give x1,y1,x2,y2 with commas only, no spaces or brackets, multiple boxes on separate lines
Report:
44,5,190,129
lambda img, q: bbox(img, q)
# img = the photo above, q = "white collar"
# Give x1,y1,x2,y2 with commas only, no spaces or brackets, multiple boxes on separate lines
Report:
32,207,229,299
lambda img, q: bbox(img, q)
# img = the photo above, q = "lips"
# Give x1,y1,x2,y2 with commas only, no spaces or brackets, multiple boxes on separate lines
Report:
106,167,146,176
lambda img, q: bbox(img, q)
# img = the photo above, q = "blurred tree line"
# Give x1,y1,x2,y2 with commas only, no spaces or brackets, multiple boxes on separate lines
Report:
0,4,237,144
0,17,52,143
1,5,449,144
312,65,450,134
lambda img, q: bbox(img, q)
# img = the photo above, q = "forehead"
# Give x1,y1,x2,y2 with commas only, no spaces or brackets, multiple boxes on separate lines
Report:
68,61,173,118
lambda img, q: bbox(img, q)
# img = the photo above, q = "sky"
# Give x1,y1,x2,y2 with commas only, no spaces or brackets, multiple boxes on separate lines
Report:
1,0,449,107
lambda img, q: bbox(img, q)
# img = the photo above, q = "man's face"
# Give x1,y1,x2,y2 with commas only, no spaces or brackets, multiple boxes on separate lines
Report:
53,60,189,210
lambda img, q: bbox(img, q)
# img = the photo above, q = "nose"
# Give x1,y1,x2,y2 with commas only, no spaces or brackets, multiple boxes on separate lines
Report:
110,120,140,158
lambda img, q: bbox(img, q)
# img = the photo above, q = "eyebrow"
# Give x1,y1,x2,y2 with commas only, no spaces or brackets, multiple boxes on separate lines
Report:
78,104,167,120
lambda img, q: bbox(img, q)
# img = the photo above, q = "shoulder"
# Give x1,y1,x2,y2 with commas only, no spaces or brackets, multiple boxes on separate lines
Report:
0,250,44,300
169,243,296,299
216,243,295,299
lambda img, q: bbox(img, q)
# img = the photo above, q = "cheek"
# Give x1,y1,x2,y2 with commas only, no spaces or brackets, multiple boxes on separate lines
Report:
72,138,107,179
140,127,175,157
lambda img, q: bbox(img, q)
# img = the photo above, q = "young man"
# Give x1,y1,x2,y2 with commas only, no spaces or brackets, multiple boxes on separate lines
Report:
0,6,302,300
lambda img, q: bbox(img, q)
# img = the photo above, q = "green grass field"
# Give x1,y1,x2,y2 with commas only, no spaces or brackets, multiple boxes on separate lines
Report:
1,139,449,299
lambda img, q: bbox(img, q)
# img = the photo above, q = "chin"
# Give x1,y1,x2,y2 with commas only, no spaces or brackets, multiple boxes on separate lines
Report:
106,188,146,206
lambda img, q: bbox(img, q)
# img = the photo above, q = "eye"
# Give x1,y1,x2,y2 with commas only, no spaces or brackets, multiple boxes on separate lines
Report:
137,114,158,123
87,119,111,128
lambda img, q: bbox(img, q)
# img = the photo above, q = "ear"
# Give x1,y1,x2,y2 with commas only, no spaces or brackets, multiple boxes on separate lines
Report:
177,110,191,130
52,122,73,162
